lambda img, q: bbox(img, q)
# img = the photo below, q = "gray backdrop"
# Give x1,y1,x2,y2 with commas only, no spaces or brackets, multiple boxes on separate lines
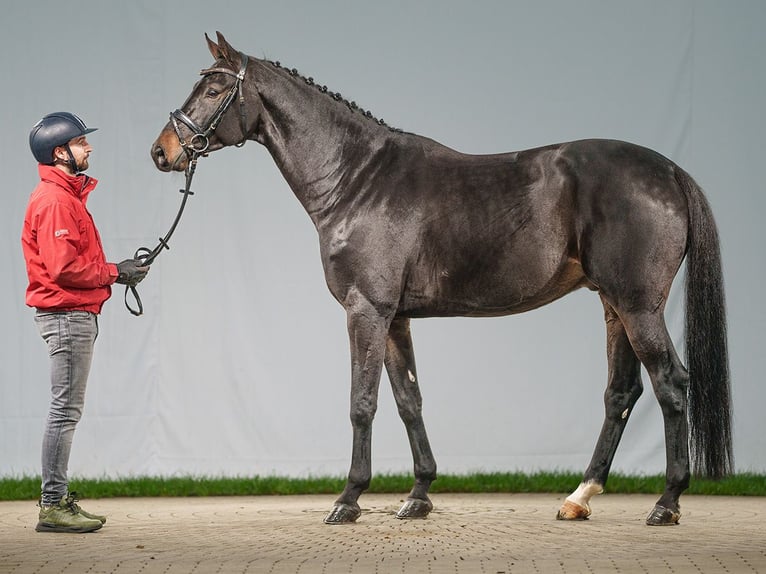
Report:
2,1,764,480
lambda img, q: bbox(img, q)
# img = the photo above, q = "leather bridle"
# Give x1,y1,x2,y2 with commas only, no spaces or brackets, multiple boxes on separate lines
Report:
170,52,250,155
125,52,250,316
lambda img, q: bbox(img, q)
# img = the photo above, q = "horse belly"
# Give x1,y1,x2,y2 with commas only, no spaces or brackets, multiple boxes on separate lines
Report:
400,253,591,318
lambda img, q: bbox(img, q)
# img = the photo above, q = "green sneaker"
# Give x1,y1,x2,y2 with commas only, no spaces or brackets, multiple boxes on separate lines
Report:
36,497,103,533
64,492,107,524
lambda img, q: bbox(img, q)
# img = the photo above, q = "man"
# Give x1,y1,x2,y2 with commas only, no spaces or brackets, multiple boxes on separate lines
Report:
22,112,149,533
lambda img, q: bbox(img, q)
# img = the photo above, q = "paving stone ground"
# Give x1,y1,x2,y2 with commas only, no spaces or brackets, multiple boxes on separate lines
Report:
1,493,764,573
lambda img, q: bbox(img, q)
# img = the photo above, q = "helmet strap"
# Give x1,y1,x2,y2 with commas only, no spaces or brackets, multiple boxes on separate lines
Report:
59,144,80,174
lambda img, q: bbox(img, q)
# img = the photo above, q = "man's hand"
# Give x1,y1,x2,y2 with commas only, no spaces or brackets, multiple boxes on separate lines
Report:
115,259,150,286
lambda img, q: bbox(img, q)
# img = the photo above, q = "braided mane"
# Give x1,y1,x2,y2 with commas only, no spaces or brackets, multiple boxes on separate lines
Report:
267,60,406,134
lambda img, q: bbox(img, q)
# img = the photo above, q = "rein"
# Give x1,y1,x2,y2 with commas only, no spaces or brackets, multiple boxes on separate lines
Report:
124,156,199,316
125,52,250,316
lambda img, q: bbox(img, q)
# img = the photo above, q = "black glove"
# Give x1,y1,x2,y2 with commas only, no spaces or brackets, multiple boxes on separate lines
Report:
115,258,150,286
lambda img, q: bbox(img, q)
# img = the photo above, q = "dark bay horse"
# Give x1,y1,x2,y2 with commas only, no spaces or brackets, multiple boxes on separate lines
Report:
151,32,732,526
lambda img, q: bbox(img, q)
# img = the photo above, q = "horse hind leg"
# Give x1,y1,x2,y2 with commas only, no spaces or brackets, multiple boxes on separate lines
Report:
384,317,437,519
620,310,690,525
558,298,644,521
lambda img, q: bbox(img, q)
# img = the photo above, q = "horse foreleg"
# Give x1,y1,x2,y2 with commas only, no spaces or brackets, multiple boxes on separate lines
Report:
384,317,436,519
558,301,643,521
324,301,389,525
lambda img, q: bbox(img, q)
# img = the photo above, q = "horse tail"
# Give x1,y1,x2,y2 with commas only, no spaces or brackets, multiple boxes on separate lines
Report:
677,167,733,479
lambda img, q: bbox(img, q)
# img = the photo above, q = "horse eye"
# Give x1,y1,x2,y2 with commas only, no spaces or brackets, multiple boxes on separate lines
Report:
206,89,220,98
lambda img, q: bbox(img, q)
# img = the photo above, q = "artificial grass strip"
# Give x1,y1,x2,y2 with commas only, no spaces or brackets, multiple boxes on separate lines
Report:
1,472,764,501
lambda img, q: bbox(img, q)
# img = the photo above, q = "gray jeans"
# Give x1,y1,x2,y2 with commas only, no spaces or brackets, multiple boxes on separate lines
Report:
34,310,98,505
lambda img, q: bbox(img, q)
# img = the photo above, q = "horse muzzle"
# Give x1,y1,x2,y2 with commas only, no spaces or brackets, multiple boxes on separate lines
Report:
151,127,188,172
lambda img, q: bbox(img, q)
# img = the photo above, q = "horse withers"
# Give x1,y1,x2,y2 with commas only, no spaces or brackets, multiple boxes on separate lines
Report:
151,32,732,526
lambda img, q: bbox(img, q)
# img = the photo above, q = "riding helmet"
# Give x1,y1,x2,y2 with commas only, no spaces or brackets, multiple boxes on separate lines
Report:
29,112,98,164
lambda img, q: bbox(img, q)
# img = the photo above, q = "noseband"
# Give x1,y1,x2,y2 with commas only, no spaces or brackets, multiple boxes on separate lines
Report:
170,52,250,155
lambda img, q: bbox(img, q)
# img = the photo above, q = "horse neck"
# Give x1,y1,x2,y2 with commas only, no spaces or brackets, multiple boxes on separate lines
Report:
250,60,395,223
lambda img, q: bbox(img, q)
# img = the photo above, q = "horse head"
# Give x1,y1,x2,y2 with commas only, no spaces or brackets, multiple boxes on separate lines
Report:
151,32,257,172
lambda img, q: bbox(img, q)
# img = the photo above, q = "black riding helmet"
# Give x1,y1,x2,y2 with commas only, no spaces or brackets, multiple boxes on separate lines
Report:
29,112,97,172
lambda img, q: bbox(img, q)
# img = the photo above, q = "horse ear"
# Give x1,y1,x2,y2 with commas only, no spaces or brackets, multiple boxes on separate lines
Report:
205,33,223,60
214,31,238,64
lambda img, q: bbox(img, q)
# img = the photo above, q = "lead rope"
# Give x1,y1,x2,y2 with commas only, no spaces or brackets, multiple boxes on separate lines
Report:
124,154,199,316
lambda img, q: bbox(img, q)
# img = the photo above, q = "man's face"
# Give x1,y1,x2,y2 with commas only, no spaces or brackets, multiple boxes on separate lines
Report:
56,135,92,172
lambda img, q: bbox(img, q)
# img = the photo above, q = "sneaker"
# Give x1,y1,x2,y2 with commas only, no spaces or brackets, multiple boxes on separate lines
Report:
64,492,107,524
36,498,103,533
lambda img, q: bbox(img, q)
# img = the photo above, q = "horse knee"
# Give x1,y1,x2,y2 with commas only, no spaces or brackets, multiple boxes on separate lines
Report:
349,399,377,427
395,400,423,425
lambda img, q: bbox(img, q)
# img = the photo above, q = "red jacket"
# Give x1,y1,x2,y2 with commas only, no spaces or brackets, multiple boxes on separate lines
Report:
22,164,118,313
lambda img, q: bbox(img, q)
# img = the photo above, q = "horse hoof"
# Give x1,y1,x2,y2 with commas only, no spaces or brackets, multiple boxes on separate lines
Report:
396,497,433,519
324,503,361,524
556,500,591,520
646,505,680,526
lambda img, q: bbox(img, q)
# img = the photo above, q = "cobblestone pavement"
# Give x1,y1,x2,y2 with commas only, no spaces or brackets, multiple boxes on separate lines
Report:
1,493,764,573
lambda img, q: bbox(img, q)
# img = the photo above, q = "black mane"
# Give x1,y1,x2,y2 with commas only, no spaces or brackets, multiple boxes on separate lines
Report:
267,60,406,134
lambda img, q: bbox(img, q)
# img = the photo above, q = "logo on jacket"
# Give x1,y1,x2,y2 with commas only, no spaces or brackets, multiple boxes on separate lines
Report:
54,229,70,238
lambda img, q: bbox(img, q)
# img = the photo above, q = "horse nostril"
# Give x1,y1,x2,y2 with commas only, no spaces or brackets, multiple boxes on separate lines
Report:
152,145,168,168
